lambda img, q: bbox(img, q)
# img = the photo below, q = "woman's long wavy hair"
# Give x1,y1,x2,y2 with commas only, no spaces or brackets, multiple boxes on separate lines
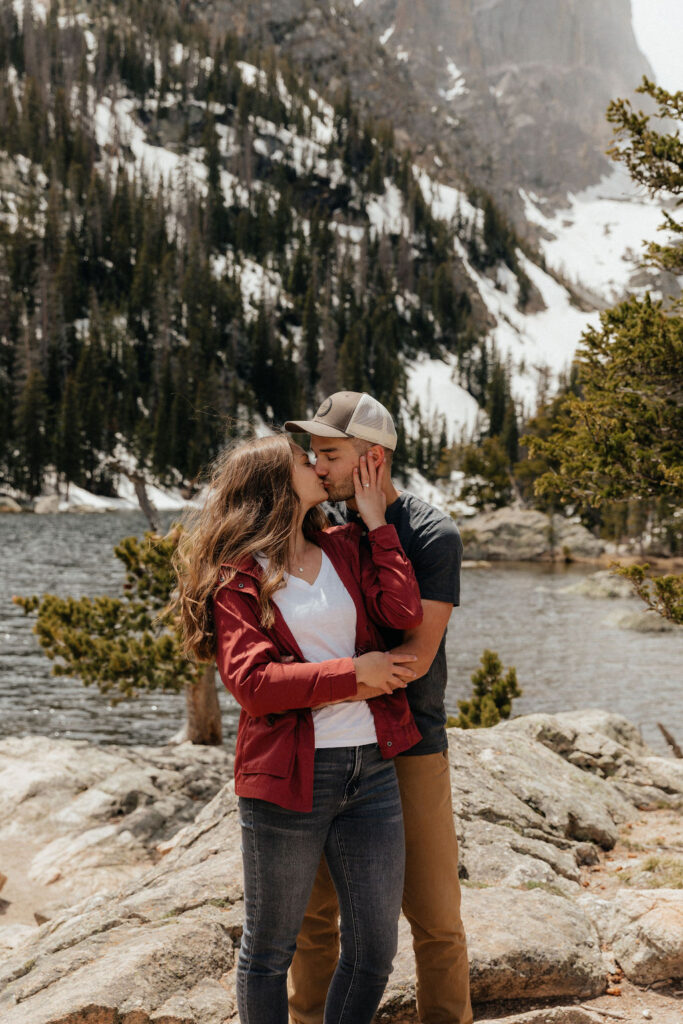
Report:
171,434,327,661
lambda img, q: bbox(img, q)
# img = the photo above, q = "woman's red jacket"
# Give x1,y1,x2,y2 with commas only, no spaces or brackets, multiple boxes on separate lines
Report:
213,523,423,811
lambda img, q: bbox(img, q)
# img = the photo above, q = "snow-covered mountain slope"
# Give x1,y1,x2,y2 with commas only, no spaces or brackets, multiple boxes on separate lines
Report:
521,167,671,305
2,0,677,506
71,39,589,436
0,49,653,440
404,169,682,427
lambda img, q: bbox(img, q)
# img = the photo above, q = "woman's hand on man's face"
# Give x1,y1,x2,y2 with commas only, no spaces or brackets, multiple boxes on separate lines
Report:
353,454,387,531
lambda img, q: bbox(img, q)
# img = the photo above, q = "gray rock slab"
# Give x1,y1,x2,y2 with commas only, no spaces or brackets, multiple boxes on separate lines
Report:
459,819,581,890
466,888,605,1000
550,710,652,756
607,609,680,632
475,1009,603,1024
0,784,245,1022
0,736,233,916
459,509,603,561
2,711,681,1021
385,887,605,1007
0,909,236,1024
499,714,683,807
561,570,634,599
33,495,61,514
0,496,21,512
579,889,683,985
150,977,236,1023
449,726,634,847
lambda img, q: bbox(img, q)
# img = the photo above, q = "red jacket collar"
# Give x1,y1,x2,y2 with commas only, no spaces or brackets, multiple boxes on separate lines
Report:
218,525,360,591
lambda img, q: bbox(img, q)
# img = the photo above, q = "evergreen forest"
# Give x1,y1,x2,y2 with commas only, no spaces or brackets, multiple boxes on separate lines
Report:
0,0,526,498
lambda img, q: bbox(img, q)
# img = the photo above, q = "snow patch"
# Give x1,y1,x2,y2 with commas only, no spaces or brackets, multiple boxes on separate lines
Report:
366,182,410,236
402,470,475,519
405,355,482,438
380,25,395,46
439,60,468,101
237,258,282,311
55,481,192,513
94,97,207,192
520,167,670,304
237,61,261,88
467,251,600,414
416,170,478,229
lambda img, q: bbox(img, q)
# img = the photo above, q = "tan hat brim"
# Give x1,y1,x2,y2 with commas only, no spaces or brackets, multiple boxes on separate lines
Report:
284,420,350,438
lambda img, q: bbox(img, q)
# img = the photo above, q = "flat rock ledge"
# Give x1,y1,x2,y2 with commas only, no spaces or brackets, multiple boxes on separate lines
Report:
0,710,681,1023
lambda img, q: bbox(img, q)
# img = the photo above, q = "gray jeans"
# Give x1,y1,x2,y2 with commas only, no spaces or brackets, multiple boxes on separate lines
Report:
237,743,405,1024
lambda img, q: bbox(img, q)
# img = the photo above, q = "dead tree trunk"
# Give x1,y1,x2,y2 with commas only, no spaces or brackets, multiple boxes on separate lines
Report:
185,664,223,745
130,473,160,532
657,722,682,759
104,459,160,532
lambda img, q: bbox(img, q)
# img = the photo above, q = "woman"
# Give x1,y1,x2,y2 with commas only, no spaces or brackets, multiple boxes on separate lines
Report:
173,434,423,1024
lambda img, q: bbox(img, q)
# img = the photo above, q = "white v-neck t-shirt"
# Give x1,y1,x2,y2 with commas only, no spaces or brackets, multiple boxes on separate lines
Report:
255,550,377,747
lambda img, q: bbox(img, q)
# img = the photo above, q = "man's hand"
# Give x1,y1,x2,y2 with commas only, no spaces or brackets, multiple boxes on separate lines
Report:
391,600,454,679
339,601,453,704
352,650,417,693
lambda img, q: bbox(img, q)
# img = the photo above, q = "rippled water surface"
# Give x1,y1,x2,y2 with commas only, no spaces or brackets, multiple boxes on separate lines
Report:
1,512,681,753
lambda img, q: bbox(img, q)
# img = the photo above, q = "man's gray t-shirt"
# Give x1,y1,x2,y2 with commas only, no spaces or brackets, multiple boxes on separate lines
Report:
328,491,462,756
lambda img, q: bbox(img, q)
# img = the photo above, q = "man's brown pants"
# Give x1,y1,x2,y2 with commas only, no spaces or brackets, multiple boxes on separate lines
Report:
288,751,473,1024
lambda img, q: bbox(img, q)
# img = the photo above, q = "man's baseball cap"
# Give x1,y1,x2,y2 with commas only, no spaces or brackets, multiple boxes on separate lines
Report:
284,392,398,451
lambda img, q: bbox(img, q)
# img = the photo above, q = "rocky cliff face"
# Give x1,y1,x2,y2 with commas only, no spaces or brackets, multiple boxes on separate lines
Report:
208,0,652,206
368,0,651,197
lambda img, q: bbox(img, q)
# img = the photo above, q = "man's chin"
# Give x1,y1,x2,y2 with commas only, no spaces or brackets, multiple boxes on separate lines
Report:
325,485,355,502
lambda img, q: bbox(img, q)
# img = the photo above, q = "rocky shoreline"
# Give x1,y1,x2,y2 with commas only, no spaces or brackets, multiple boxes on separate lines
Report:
6,494,681,573
0,710,681,1023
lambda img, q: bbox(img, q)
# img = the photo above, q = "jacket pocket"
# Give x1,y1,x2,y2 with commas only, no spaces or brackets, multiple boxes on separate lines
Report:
238,712,298,778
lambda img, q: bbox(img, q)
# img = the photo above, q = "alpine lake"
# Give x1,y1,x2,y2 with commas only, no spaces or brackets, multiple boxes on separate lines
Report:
2,510,681,755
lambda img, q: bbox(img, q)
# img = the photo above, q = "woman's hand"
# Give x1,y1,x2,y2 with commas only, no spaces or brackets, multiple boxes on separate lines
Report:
353,454,387,532
352,651,417,694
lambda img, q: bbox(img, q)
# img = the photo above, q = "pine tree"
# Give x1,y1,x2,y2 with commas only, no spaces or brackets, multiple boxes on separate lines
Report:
14,367,47,495
14,530,223,745
460,438,511,510
454,650,521,729
528,78,683,621
247,301,271,412
366,149,384,194
486,361,507,438
500,398,519,466
56,373,81,491
202,114,226,250
151,353,174,480
338,322,366,392
302,281,319,400
529,296,682,506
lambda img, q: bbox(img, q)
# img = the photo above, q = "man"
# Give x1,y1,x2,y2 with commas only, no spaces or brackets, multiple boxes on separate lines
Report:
284,391,473,1024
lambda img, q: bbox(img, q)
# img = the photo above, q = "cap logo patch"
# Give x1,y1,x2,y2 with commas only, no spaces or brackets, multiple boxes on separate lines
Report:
317,397,333,417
